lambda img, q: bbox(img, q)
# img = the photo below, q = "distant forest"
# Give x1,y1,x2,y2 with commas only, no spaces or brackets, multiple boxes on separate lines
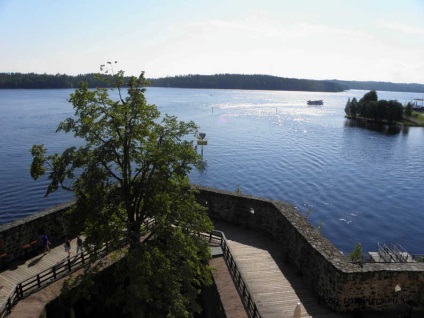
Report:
0,72,344,92
149,74,345,92
328,79,424,93
0,73,112,89
1,72,424,93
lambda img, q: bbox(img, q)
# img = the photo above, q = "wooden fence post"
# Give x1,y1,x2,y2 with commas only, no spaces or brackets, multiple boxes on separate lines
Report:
6,297,11,314
17,283,23,299
67,258,72,272
52,265,57,279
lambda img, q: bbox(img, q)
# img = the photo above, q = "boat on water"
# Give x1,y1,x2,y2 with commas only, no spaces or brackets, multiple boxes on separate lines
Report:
307,100,323,105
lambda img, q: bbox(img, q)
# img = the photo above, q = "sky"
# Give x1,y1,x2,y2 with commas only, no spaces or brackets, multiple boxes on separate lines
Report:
1,0,424,84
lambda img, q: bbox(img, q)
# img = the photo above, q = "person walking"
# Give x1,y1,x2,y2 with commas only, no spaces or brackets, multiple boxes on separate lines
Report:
76,235,84,254
64,237,71,257
42,233,51,254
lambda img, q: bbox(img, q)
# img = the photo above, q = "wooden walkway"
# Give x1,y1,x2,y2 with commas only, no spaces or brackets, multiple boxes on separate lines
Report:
0,239,84,315
3,235,249,318
213,220,349,318
210,256,249,318
0,223,418,318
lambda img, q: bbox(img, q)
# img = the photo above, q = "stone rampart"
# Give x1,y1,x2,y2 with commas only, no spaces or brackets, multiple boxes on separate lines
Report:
1,186,424,312
193,185,424,312
0,201,75,263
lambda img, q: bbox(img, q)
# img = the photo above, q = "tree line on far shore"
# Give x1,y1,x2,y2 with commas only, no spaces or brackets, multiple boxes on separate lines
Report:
0,72,116,89
344,90,413,125
0,72,346,92
148,74,346,92
4,71,424,94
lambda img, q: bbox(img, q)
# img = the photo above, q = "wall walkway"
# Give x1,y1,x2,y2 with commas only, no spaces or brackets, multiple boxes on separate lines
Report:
214,219,347,318
1,186,424,314
195,185,424,313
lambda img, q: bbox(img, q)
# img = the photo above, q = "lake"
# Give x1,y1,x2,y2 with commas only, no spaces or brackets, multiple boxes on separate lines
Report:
0,87,423,254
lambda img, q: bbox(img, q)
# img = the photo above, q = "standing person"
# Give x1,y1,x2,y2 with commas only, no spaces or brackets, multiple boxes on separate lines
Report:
76,235,84,254
64,237,71,257
42,233,50,254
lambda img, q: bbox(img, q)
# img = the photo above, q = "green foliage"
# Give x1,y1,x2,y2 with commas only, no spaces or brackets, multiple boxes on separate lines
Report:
30,63,213,317
404,102,414,117
5,73,424,93
119,226,212,317
350,242,363,262
413,111,424,123
0,72,345,92
0,72,127,89
358,90,378,118
344,98,351,117
416,256,424,262
344,97,358,118
381,100,403,124
345,91,403,124
149,74,346,92
330,79,424,93
234,185,243,195
359,90,378,104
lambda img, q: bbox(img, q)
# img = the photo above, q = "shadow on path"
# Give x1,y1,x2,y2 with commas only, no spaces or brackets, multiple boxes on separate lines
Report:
27,255,45,268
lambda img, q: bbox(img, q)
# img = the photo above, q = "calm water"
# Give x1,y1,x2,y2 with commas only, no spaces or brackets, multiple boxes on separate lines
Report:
1,88,423,254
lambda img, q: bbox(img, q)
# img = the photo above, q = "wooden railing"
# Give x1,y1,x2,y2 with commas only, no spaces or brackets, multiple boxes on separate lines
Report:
0,219,156,318
208,230,263,318
0,242,111,317
1,224,262,318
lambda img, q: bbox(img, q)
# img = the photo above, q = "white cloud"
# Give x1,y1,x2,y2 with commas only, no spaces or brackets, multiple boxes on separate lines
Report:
3,1,424,83
377,21,424,35
142,13,396,81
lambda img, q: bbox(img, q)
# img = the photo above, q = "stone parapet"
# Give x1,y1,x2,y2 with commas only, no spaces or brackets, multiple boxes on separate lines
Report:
1,186,424,312
193,185,424,312
0,201,75,262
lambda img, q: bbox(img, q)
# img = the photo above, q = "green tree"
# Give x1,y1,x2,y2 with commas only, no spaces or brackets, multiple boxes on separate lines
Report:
350,242,363,262
349,97,358,118
358,90,378,118
368,100,380,121
404,102,413,117
30,63,213,317
344,98,351,117
385,100,403,124
359,90,378,104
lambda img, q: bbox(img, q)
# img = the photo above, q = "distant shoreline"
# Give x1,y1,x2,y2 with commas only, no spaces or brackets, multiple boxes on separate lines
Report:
346,111,424,127
2,72,424,93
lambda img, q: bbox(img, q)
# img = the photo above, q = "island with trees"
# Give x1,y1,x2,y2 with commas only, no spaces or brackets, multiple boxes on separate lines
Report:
344,90,424,127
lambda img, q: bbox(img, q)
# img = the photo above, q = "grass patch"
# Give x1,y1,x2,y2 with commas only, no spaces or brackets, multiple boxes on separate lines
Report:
402,111,424,126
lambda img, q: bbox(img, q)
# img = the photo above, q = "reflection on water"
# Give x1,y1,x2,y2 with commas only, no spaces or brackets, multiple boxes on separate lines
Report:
344,119,405,135
1,88,424,255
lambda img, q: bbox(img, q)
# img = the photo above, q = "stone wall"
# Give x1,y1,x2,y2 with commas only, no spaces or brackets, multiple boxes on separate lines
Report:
0,201,75,263
193,185,424,312
2,186,424,312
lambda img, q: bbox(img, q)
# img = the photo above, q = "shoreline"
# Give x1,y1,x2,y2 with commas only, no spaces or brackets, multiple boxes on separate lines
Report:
345,112,424,127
